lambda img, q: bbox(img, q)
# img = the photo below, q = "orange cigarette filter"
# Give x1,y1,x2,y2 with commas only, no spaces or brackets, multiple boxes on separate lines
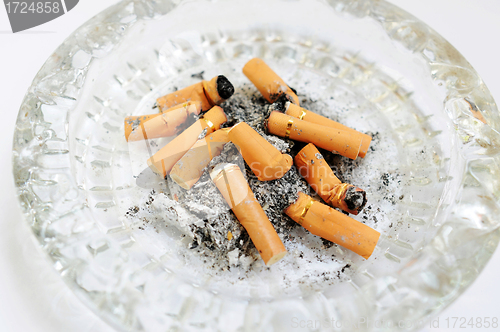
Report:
170,129,231,190
295,143,367,215
285,192,380,259
285,102,372,158
242,58,300,105
210,163,287,266
156,75,234,112
267,111,362,160
147,106,228,178
124,101,201,142
228,122,292,181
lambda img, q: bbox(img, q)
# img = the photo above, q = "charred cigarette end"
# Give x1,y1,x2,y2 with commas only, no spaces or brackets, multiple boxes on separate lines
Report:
216,75,235,100
204,76,235,107
343,186,367,215
269,91,297,106
285,192,380,259
270,94,290,113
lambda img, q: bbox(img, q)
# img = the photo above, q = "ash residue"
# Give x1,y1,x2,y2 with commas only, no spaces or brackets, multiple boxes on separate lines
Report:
345,187,367,211
126,89,312,270
248,164,310,235
126,87,370,277
220,87,271,134
191,71,205,80
376,172,403,206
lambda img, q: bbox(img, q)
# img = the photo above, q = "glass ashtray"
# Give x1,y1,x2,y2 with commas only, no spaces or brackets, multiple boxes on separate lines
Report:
12,0,500,331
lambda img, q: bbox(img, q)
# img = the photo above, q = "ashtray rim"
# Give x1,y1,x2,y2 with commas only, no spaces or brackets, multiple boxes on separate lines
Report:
11,0,500,330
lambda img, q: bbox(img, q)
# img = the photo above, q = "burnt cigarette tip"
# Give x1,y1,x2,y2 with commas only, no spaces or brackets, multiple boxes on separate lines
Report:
344,186,367,214
271,94,290,113
216,75,234,100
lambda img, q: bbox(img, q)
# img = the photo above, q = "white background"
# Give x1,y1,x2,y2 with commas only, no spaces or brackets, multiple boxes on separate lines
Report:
0,1,499,331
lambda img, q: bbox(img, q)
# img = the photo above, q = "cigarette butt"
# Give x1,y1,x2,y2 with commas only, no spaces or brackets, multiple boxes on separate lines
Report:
210,163,287,265
242,58,300,105
285,102,372,158
147,106,227,177
170,129,230,190
266,111,362,160
228,122,292,181
124,101,201,142
295,144,367,215
203,76,234,107
156,75,234,112
284,192,380,259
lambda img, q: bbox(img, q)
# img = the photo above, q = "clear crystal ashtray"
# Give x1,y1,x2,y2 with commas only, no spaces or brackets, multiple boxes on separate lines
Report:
12,0,500,331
